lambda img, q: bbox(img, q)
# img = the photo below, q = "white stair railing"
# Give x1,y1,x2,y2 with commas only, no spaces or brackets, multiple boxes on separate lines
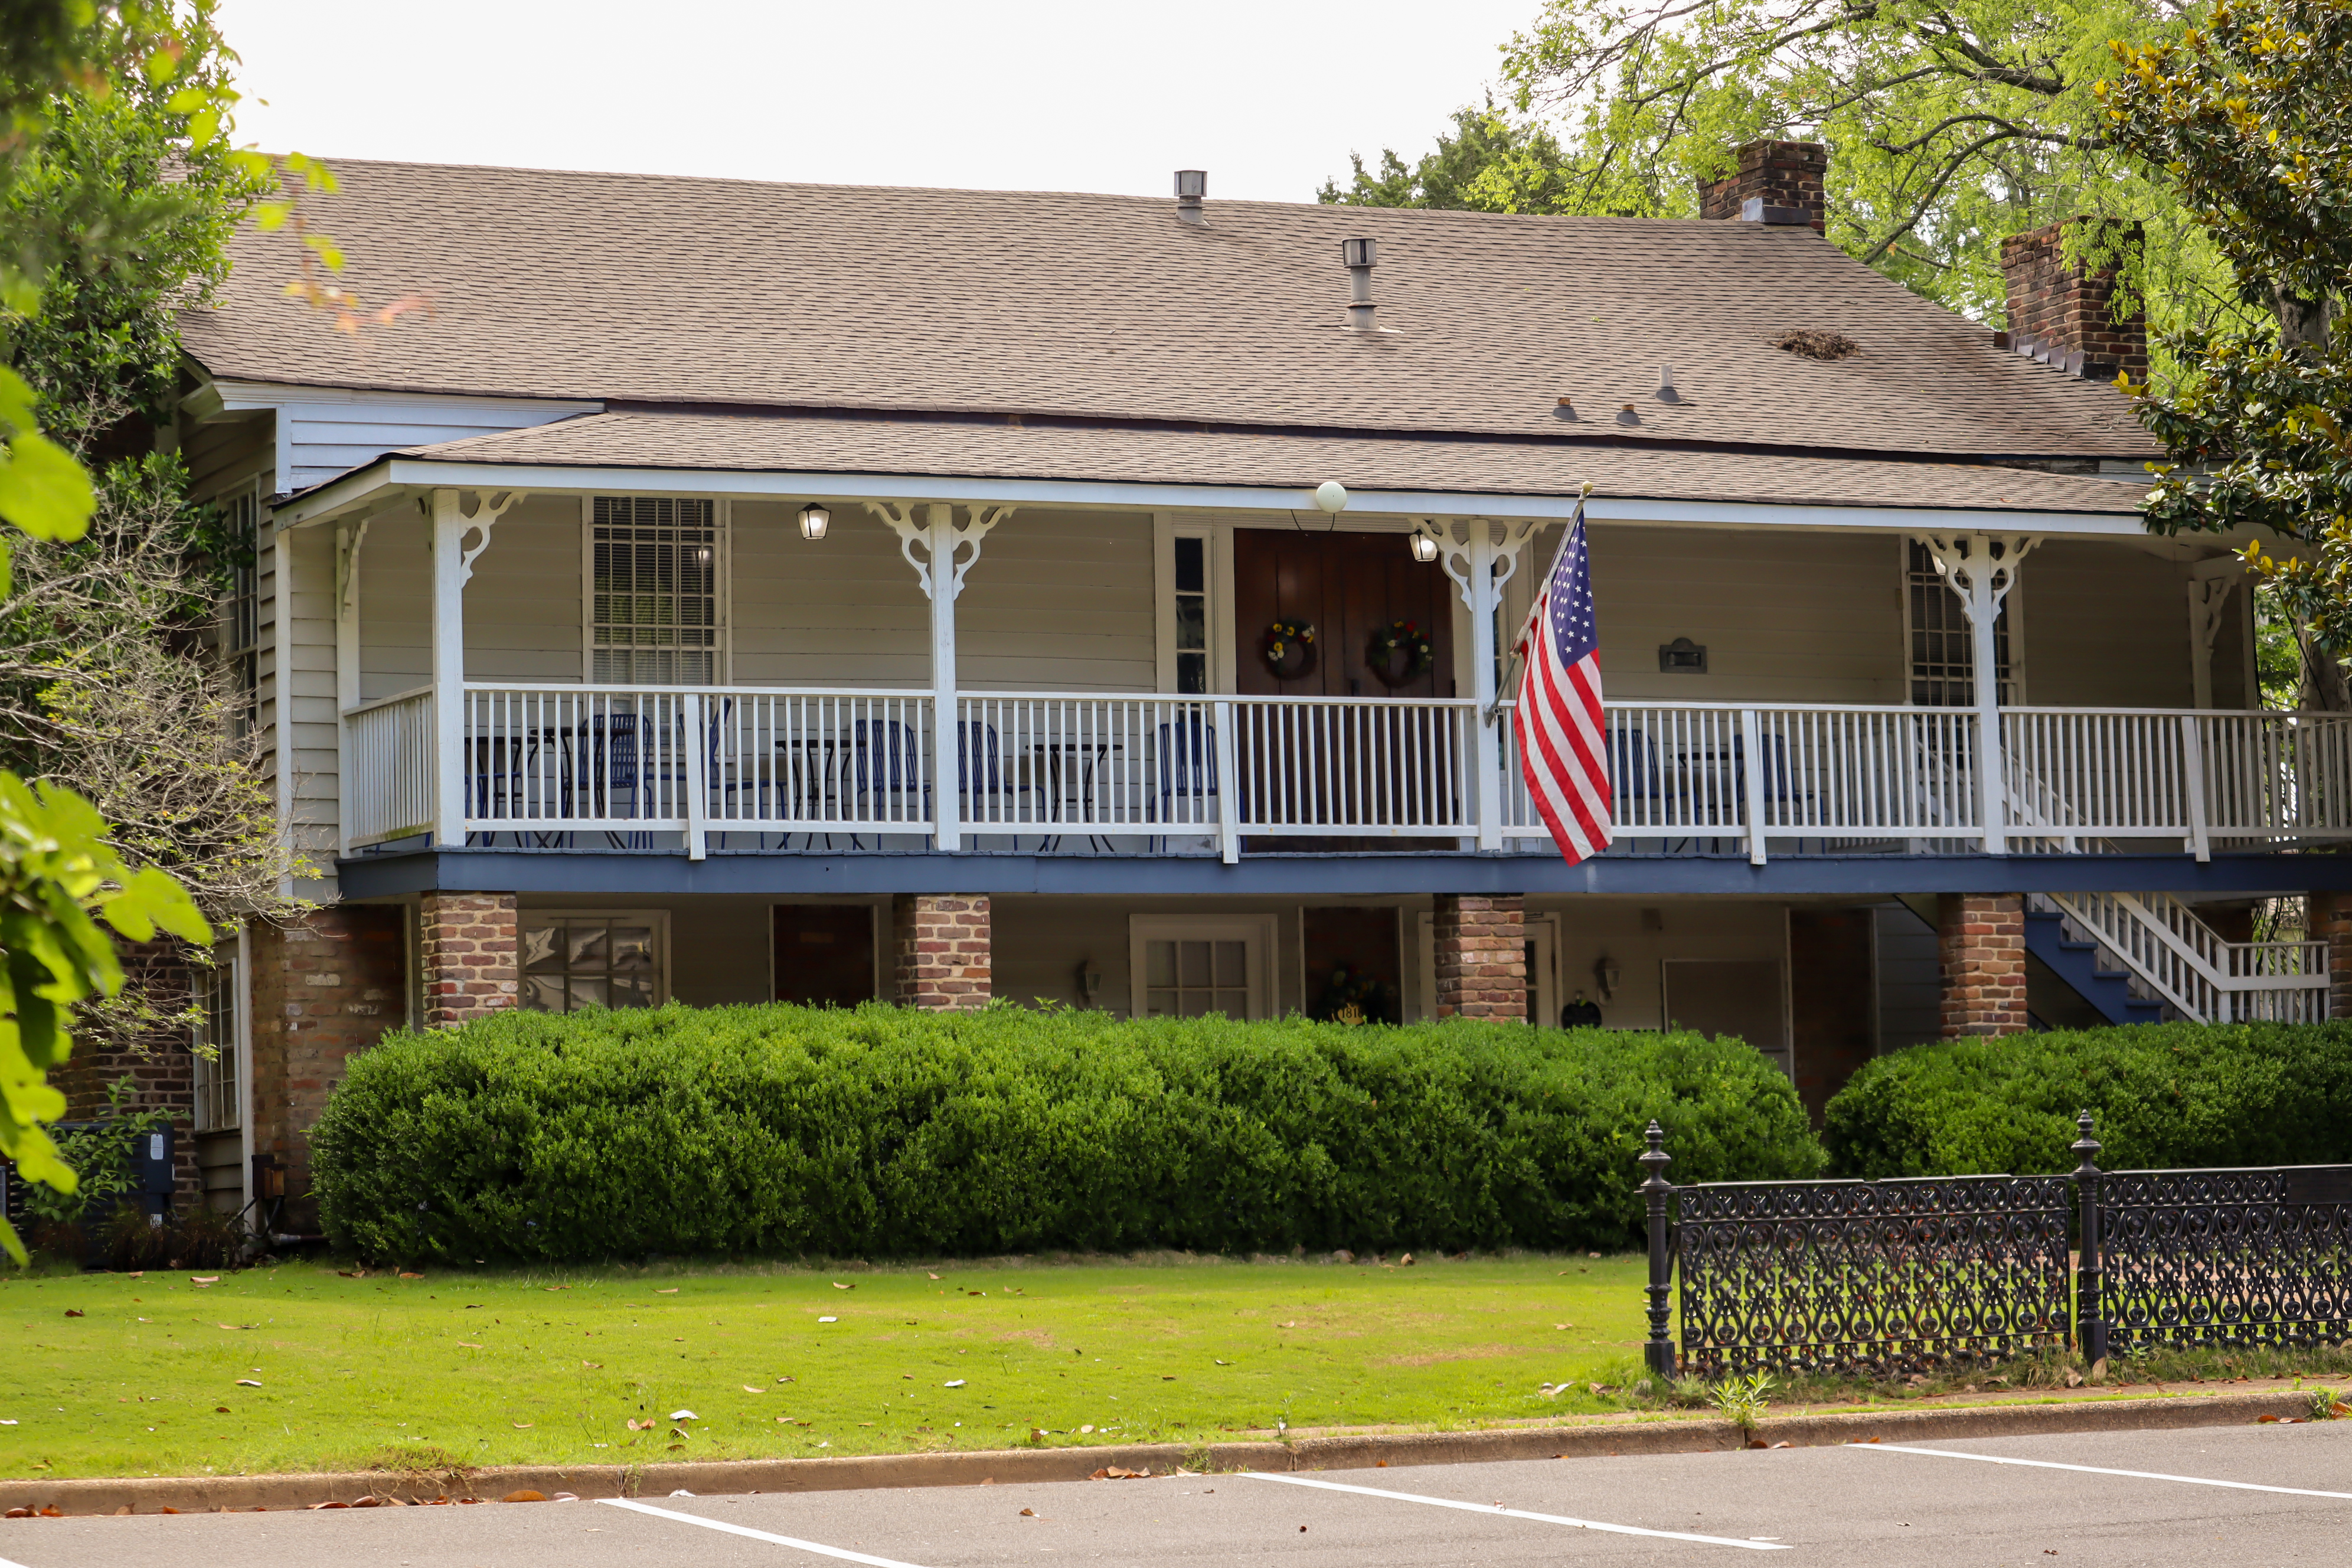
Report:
2044,889,2327,1024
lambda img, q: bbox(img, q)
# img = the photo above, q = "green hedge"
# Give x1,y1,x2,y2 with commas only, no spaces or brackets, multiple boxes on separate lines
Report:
1823,1021,2352,1179
311,1003,1823,1263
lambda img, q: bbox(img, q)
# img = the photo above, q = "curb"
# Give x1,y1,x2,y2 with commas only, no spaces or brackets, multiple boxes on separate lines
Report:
0,1387,2318,1518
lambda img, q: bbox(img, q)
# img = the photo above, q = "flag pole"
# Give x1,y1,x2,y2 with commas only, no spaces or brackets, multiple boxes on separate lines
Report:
1482,485,1589,726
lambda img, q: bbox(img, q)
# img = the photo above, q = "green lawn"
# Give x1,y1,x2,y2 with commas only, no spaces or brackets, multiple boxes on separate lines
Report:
0,1253,1648,1480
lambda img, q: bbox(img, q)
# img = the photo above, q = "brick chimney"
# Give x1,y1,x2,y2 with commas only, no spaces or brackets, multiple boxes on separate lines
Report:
1697,140,1827,233
1998,218,2148,382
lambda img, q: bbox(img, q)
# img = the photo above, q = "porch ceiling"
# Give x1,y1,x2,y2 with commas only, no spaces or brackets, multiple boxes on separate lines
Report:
365,410,2145,521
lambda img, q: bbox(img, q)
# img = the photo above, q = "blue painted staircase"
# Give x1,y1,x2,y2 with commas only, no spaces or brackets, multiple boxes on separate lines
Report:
2024,908,2167,1026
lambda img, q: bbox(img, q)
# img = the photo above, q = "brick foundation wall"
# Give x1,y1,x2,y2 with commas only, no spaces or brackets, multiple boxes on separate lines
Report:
1936,893,2027,1037
1432,893,1526,1021
891,894,991,1009
55,939,202,1204
249,906,407,1232
1697,139,1827,231
2311,891,2352,1020
419,892,518,1028
2000,218,2150,381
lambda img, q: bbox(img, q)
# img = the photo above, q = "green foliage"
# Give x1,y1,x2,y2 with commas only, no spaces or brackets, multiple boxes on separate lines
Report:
1327,0,2242,341
16,1071,168,1230
2103,0,2352,669
1822,1021,2352,1178
1711,1370,1775,1432
312,1005,1825,1265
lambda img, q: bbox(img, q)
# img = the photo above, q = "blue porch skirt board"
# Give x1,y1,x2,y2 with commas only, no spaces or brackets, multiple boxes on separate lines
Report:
338,849,2352,900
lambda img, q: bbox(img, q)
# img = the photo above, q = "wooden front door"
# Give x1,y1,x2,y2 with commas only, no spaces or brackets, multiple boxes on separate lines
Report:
1233,529,1455,698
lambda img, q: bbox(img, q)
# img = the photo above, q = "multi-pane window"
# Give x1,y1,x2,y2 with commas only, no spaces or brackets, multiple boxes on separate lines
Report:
592,497,720,684
1142,937,1249,1018
521,913,664,1012
1173,535,1208,695
221,489,260,734
191,943,239,1133
1907,541,2014,706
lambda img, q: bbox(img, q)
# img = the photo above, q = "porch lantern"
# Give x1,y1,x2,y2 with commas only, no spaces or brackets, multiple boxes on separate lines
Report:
797,502,831,541
1409,531,1439,564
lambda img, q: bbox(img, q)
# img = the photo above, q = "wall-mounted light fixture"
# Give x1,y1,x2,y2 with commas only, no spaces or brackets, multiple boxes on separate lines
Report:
1075,958,1103,1007
798,502,831,542
1409,531,1439,564
1593,953,1622,1002
1658,636,1707,674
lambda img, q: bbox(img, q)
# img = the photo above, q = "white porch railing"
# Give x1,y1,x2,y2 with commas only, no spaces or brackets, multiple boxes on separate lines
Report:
339,685,2352,865
2046,889,2328,1023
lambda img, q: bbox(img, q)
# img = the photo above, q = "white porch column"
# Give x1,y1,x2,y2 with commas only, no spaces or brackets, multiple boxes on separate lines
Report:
334,517,372,858
2187,556,2243,711
427,488,521,848
1916,533,2034,855
870,501,1008,852
1416,516,1540,850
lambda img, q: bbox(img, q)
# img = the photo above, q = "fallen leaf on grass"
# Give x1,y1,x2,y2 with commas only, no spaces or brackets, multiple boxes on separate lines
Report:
63,1309,83,1318
656,1288,679,1295
1279,1321,1298,1329
456,1343,484,1351
927,1273,942,1280
582,1361,602,1370
967,1290,985,1297
944,1379,966,1389
234,1380,262,1388
626,1419,654,1431
743,1386,765,1395
217,1324,251,1331
1400,1253,1415,1266
214,1406,230,1413
818,1317,838,1324
1553,1324,1575,1331
191,1276,220,1287
399,1272,424,1280
1161,1376,1175,1382
832,1282,854,1291
512,1422,534,1430
669,1409,697,1421
1214,1359,1231,1367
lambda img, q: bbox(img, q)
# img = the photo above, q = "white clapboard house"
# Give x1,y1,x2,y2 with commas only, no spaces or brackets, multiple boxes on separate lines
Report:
165,141,2347,1220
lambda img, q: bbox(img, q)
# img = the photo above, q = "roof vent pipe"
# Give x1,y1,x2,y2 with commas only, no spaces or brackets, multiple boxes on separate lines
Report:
1174,169,1206,224
1342,237,1377,329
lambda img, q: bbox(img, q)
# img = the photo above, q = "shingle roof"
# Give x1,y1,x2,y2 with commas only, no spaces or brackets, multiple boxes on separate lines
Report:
184,159,2156,462
394,409,2147,516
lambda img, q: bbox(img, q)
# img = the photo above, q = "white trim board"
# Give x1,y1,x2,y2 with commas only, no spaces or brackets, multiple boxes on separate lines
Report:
275,458,2154,538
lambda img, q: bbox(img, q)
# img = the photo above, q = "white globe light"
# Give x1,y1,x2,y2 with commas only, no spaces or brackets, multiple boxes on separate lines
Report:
1313,481,1348,514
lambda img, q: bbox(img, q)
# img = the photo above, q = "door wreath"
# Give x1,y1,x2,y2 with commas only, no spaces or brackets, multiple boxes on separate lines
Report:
1366,619,1435,686
1261,620,1318,680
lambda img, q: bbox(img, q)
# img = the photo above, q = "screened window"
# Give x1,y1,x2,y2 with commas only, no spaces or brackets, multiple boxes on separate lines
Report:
1173,535,1208,695
1907,540,2014,706
221,489,260,734
521,913,665,1012
191,943,239,1133
1142,937,1249,1018
592,497,720,684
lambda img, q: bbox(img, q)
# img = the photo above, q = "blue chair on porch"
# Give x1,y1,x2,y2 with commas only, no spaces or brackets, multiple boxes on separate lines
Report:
851,718,928,845
1155,713,1219,850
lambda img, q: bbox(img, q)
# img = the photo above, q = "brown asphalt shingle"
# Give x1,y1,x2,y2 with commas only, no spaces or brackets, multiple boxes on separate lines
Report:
395,410,2147,515
185,159,2155,463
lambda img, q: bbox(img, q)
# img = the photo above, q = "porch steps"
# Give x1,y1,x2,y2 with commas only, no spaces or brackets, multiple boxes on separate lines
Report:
2023,909,2166,1028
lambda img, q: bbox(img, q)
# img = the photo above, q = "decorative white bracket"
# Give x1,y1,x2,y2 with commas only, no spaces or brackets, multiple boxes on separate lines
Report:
1914,532,2036,627
422,488,523,584
336,516,371,620
1412,516,1544,613
2187,555,2244,710
868,500,1011,602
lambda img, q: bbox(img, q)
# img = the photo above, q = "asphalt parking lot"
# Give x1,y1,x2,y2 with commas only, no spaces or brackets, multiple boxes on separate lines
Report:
4,1422,2347,1567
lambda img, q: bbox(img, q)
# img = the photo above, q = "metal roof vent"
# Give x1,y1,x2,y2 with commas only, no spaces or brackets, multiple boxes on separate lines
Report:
1342,237,1378,330
1740,195,1815,226
1175,169,1206,224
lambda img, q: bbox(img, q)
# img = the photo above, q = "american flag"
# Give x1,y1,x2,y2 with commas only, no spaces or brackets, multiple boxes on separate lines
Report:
1512,504,1612,863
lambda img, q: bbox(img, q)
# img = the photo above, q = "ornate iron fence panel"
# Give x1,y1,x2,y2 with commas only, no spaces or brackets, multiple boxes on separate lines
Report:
1675,1175,2075,1378
2099,1165,2352,1354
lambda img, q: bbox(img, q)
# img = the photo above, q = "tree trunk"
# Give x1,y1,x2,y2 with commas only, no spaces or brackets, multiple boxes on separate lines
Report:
2298,623,2352,711
2272,287,2337,358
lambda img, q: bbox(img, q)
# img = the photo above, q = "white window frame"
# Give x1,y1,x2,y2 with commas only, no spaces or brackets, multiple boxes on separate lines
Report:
580,496,731,685
1157,514,1236,694
519,909,673,1012
1128,913,1276,1020
191,936,246,1134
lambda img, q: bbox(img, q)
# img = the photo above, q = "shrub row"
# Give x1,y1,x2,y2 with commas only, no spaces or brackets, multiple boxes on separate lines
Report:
1823,1020,2352,1178
312,1003,1823,1263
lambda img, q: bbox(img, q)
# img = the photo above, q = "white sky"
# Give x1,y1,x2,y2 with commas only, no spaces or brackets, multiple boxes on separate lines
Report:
215,0,1541,204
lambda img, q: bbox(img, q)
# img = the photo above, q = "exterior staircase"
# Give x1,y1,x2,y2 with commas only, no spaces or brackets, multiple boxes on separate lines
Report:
2023,906,2167,1026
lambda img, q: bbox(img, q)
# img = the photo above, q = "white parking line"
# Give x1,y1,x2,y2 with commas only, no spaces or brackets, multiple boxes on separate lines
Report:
1853,1441,2352,1500
595,1497,938,1567
1233,1470,1792,1550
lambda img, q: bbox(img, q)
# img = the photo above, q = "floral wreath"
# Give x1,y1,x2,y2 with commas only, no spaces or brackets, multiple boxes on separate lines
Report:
1366,619,1436,685
1262,620,1317,678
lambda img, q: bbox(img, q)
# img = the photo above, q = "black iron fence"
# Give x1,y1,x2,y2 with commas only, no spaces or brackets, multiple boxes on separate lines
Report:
1639,1115,2352,1379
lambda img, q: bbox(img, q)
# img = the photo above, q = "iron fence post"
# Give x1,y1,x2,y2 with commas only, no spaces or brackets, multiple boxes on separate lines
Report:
2072,1109,2106,1365
1639,1119,1676,1379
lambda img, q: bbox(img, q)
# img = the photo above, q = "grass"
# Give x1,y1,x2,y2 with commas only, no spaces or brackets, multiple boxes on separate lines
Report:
0,1250,1652,1481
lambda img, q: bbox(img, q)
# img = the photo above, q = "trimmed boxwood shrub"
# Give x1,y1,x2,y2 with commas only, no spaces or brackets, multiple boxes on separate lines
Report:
1824,1021,2352,1179
311,1002,1823,1263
